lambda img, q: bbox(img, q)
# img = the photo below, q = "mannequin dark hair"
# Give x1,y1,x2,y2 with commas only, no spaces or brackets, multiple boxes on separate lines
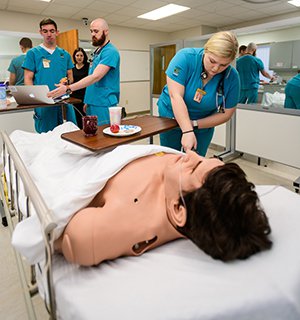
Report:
177,162,272,261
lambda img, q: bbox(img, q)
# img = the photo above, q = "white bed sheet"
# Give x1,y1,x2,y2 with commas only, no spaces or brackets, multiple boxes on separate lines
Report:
8,123,180,264
42,185,300,320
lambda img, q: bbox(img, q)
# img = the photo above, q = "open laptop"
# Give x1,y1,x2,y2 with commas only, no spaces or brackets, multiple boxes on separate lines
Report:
8,85,69,105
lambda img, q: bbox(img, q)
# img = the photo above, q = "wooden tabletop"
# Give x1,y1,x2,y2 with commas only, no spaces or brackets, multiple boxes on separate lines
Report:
0,97,81,114
61,115,178,152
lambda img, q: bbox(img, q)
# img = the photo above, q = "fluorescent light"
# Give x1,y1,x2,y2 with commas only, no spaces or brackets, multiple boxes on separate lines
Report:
40,0,51,2
288,0,300,7
138,4,190,21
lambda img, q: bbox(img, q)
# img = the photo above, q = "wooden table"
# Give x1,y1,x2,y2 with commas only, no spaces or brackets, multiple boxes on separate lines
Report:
61,115,178,152
0,97,81,114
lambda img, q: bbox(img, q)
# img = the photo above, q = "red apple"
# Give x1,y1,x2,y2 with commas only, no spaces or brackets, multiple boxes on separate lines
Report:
110,124,120,133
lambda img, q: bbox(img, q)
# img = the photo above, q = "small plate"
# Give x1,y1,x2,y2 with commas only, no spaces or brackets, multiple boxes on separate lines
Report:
103,125,141,137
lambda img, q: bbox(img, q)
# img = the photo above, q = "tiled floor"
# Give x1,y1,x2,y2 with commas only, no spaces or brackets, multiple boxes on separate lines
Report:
0,140,299,319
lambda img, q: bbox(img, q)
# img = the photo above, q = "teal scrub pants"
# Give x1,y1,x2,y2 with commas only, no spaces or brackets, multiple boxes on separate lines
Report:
33,104,77,133
86,104,117,126
239,89,258,104
159,126,214,157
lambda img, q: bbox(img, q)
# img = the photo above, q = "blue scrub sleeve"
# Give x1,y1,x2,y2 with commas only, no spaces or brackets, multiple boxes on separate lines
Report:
256,57,265,71
165,50,189,86
99,48,119,69
22,49,36,72
66,53,74,70
224,67,240,109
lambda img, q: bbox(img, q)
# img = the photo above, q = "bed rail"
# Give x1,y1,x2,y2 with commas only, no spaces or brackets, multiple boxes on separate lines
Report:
0,130,58,319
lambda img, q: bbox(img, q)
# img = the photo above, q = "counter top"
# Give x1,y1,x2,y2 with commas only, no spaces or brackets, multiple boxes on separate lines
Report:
237,103,300,116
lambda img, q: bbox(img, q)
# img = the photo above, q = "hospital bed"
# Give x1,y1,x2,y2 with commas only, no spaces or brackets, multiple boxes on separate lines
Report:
1,123,300,320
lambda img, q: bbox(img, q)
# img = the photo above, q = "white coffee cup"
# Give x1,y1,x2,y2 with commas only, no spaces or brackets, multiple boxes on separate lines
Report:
109,106,122,125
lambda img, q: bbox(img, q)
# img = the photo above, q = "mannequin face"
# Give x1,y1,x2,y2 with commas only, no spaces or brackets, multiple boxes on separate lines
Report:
164,150,224,202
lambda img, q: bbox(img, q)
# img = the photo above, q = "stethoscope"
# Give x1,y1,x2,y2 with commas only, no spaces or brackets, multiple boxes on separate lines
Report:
90,40,110,63
201,58,229,113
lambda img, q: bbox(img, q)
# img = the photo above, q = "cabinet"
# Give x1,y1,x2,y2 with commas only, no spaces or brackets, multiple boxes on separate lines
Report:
269,40,300,70
269,41,293,70
292,40,300,69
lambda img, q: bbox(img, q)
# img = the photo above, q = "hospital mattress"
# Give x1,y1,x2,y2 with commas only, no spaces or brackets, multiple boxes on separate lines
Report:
43,185,300,320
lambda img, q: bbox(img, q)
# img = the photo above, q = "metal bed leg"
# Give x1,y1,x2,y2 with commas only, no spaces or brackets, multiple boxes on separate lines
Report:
293,176,300,193
1,199,8,226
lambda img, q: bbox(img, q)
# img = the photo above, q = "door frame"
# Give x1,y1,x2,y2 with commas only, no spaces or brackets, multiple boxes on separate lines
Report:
149,40,183,115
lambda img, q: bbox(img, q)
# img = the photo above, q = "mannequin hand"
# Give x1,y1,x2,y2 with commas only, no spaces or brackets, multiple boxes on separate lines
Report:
181,132,197,152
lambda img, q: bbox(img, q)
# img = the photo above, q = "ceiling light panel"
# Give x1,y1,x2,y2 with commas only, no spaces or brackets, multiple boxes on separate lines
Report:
138,4,190,21
288,0,300,7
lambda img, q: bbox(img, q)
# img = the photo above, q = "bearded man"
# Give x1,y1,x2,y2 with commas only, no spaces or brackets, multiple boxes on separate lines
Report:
48,18,120,125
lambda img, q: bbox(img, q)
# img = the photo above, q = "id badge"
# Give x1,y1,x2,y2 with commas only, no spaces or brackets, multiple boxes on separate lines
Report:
193,88,206,103
42,59,50,68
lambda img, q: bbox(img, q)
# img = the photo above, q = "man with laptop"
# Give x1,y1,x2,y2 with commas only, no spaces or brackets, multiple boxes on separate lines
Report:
23,18,76,133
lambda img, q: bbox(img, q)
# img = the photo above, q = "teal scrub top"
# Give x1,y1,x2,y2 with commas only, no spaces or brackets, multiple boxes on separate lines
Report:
287,73,300,87
157,48,240,120
236,55,264,89
8,54,26,85
84,42,120,107
22,46,73,90
284,74,300,109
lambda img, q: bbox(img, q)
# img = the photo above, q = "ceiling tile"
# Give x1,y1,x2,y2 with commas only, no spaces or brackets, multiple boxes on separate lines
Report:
7,5,44,15
51,0,94,9
2,0,300,33
130,0,169,11
113,6,145,17
70,8,107,21
41,4,82,18
87,1,123,12
104,13,133,24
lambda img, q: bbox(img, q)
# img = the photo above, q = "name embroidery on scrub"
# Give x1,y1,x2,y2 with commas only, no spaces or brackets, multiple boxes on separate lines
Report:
173,67,180,76
42,59,50,68
193,88,206,103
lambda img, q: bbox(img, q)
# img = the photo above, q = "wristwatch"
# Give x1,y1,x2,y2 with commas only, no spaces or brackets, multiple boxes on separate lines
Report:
192,120,198,129
66,85,72,95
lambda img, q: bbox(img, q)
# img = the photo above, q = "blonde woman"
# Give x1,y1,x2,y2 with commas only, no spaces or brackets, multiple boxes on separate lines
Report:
158,31,240,156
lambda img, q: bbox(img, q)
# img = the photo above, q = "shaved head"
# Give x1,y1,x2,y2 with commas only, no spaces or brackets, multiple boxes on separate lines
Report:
90,18,109,47
91,18,108,31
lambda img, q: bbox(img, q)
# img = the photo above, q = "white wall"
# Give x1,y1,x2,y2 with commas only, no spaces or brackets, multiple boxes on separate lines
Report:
0,10,171,132
237,25,300,46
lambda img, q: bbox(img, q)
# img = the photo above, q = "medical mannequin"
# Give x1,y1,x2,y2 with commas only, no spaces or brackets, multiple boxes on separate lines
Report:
55,150,272,266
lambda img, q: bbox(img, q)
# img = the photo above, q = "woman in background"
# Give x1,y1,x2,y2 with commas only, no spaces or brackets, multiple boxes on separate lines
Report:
72,48,89,128
157,31,240,156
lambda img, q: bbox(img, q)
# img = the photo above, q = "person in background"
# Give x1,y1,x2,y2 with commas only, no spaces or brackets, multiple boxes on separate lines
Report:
238,45,247,57
23,18,76,133
55,149,272,267
48,18,120,126
71,47,89,128
157,31,240,156
237,42,274,104
8,37,32,85
284,73,300,109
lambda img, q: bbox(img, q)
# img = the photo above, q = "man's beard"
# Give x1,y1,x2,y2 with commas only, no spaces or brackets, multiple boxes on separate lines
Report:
92,31,106,47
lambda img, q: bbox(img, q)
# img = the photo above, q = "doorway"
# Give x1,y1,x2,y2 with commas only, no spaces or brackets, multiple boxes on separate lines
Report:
150,40,183,115
152,44,176,95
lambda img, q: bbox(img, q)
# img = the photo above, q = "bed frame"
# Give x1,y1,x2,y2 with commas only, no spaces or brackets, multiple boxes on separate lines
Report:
1,128,300,320
0,130,57,319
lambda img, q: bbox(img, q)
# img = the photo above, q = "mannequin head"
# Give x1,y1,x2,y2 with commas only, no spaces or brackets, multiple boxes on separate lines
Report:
177,162,272,261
